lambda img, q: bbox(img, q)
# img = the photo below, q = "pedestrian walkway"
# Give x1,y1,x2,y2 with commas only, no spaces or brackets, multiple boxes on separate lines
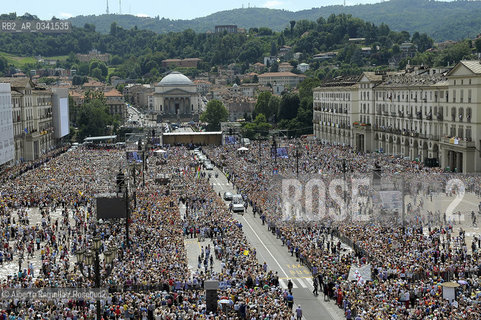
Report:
180,203,222,275
0,206,77,281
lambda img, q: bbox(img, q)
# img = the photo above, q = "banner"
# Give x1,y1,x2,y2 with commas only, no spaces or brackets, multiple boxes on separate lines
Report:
348,264,371,282
377,191,402,211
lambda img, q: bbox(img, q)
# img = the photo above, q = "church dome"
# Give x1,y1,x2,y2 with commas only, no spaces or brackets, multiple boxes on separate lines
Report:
158,71,193,86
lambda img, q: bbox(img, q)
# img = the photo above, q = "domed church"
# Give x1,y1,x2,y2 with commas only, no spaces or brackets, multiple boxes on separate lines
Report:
153,71,202,121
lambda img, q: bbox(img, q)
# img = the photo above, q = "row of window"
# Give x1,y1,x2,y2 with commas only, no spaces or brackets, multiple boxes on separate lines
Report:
375,105,472,122
314,92,351,101
318,87,475,105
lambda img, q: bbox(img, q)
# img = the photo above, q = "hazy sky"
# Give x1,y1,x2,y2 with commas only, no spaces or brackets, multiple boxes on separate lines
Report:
5,0,392,20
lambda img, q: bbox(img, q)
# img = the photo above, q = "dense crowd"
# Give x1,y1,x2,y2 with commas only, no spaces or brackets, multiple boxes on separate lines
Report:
0,145,298,319
202,139,481,319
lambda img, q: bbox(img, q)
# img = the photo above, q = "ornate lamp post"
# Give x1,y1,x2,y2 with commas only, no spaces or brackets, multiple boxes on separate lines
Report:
76,237,118,320
296,140,302,178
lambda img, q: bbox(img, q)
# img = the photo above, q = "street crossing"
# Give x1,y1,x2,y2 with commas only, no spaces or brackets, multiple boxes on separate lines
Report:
278,277,313,290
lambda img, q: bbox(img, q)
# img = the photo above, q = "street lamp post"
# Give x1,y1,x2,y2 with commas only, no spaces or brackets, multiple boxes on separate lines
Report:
116,170,129,248
272,136,277,165
340,159,349,205
296,141,301,178
76,237,117,320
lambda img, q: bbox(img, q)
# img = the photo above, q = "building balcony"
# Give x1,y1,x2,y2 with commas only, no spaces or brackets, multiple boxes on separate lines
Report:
419,133,428,139
352,122,372,131
441,137,475,148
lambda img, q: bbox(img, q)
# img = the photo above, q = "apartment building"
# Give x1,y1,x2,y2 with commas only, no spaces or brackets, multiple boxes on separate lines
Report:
104,89,127,121
313,61,481,173
258,72,306,89
1,78,55,162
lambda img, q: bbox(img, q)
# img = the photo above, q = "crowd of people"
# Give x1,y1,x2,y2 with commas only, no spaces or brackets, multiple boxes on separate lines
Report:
0,144,299,319
202,139,481,319
2,137,481,319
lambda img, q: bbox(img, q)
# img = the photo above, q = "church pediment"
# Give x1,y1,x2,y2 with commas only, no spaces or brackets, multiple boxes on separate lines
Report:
162,88,194,95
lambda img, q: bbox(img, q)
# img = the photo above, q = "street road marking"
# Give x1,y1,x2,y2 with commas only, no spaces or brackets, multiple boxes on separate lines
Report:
241,214,290,278
279,278,312,289
298,278,312,289
210,167,290,278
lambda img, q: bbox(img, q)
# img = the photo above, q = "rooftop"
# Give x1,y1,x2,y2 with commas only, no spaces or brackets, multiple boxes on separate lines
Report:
258,72,305,78
158,71,193,86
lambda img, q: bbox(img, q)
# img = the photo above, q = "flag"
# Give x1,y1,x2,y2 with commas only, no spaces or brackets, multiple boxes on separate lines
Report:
24,128,28,134
354,269,365,286
196,166,201,178
348,264,371,282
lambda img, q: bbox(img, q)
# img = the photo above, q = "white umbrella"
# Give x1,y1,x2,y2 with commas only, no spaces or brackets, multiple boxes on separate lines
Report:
237,147,249,151
155,149,167,153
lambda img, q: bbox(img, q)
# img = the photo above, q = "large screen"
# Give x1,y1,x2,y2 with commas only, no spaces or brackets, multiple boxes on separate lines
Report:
0,84,14,165
52,89,69,138
96,197,127,219
271,147,288,159
126,151,143,163
59,98,69,137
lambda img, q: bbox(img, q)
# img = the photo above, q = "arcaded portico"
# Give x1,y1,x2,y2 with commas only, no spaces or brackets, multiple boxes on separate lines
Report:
153,71,202,121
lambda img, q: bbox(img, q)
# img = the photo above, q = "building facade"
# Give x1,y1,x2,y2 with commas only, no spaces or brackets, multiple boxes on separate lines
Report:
104,89,127,121
313,76,359,147
161,58,202,69
313,62,481,173
123,84,154,109
76,49,110,63
153,71,202,122
0,83,14,167
1,78,55,162
258,72,306,89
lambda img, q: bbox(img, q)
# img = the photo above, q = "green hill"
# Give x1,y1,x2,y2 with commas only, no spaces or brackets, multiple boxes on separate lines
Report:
67,0,481,41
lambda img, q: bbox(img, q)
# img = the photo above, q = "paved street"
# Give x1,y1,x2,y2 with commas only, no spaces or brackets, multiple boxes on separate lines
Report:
181,203,222,275
204,164,344,320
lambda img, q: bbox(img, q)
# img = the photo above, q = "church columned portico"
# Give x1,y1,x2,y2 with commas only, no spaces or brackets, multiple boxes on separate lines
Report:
153,71,202,121
164,97,191,115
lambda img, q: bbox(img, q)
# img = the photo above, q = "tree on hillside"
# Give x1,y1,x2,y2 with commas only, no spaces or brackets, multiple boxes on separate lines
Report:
77,99,112,141
0,56,8,75
200,100,228,131
290,20,296,35
270,41,278,57
254,91,272,120
475,38,481,53
278,92,300,121
89,60,108,81
267,95,281,123
84,90,106,104
242,113,271,139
